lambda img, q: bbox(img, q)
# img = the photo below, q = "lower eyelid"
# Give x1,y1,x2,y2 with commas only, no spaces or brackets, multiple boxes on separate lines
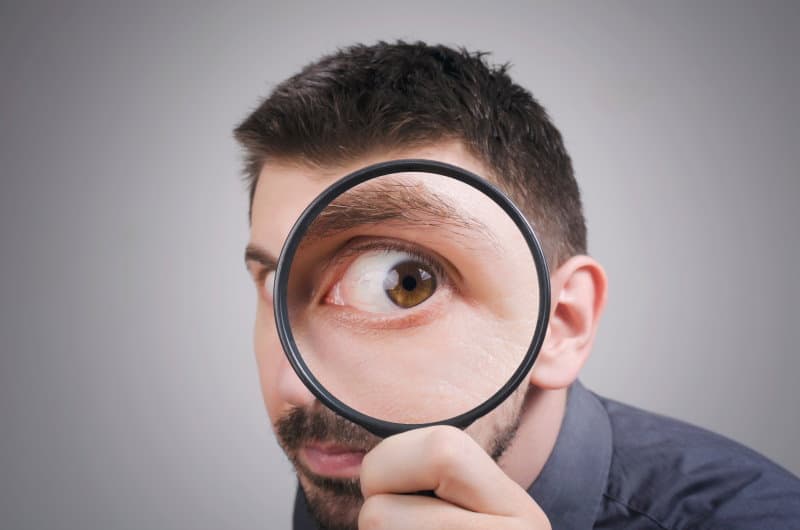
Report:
316,286,452,331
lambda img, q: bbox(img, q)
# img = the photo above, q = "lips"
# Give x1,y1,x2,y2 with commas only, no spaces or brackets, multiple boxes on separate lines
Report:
300,442,367,478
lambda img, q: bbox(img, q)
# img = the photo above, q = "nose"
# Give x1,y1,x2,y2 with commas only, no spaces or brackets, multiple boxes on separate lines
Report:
275,352,316,408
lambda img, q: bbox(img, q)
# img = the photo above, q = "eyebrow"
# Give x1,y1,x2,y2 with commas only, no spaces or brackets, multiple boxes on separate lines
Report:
303,178,498,245
244,177,499,271
244,244,277,272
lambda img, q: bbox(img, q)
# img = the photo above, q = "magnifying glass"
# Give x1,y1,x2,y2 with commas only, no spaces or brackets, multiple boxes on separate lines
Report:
273,159,550,438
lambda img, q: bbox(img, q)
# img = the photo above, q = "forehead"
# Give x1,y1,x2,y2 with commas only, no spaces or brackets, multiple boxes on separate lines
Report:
249,141,493,250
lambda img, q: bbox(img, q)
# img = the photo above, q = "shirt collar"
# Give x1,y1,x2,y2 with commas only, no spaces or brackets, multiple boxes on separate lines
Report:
293,379,613,530
292,487,316,530
527,379,613,530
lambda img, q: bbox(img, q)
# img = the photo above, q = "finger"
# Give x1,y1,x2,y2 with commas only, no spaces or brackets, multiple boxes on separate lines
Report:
360,425,539,518
358,493,543,530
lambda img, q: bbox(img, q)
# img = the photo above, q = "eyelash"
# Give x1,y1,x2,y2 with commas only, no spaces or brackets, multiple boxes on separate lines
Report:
332,238,449,285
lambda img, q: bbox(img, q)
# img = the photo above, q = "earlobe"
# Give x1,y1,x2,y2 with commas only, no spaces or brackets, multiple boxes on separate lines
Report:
529,255,608,390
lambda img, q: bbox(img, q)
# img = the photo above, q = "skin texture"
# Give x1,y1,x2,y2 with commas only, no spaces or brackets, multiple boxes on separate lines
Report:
245,140,608,530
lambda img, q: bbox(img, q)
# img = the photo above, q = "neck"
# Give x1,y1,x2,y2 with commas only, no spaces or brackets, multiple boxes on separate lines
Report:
497,385,568,489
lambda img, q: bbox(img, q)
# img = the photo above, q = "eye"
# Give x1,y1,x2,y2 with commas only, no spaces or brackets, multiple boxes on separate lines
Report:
324,249,440,313
258,269,275,301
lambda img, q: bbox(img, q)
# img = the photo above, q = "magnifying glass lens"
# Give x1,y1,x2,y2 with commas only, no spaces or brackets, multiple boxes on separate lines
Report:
281,167,543,427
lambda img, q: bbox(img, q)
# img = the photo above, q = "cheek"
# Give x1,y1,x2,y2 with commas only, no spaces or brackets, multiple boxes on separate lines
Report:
253,299,285,421
294,301,530,423
464,381,528,453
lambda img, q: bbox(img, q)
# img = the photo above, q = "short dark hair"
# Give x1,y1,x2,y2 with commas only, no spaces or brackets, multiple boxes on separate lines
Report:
234,40,586,268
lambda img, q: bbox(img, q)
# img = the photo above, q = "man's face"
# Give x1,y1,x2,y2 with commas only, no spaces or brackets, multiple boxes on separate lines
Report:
246,142,537,529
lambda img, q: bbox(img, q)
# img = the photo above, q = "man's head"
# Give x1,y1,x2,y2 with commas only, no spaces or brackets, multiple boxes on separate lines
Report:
237,41,606,530
236,40,586,270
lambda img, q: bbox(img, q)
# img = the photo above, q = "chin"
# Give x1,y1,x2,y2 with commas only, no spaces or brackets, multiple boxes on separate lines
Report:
298,473,363,530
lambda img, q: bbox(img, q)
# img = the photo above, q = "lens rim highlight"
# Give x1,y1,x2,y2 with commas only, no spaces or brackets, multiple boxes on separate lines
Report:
273,159,551,438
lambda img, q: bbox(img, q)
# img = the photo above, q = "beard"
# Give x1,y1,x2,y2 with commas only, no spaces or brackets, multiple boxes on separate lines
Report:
275,403,379,530
274,399,525,530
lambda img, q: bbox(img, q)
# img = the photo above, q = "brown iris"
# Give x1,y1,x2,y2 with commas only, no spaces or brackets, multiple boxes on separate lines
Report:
383,260,437,308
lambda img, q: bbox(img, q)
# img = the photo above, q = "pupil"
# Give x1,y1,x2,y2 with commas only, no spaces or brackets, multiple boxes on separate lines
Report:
402,275,417,291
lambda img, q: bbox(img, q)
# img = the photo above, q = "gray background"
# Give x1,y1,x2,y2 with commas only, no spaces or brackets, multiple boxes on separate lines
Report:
1,1,798,529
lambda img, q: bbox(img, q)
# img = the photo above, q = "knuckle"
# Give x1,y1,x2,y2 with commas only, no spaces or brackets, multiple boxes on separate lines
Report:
425,425,469,479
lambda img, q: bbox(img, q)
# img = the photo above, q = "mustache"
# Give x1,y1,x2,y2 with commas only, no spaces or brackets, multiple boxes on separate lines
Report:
275,404,381,453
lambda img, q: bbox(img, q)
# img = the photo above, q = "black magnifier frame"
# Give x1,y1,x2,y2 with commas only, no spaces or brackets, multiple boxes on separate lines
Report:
273,159,551,438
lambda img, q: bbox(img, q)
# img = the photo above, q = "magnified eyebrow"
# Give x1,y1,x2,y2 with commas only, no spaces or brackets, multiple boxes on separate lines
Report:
302,178,500,248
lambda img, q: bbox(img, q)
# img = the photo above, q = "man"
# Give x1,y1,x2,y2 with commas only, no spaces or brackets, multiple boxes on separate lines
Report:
236,41,800,530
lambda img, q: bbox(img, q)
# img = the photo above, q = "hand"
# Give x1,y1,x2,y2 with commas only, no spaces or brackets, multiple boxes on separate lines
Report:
358,425,552,529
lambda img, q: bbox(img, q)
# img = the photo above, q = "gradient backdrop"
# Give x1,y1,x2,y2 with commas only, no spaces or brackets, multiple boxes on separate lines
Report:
1,2,798,529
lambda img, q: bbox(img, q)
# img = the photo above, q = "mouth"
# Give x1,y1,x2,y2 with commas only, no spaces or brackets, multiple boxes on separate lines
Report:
299,442,368,478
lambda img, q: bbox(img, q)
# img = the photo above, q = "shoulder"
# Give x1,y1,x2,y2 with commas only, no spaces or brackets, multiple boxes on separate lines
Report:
592,393,800,530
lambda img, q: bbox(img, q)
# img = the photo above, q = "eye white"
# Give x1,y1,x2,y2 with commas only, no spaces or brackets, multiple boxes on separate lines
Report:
263,270,275,299
331,250,416,313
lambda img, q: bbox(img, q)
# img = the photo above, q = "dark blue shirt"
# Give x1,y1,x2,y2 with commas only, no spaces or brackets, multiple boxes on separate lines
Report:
293,380,800,529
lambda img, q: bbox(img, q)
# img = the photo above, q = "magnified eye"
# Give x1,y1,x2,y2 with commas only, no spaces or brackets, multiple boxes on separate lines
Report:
325,249,439,313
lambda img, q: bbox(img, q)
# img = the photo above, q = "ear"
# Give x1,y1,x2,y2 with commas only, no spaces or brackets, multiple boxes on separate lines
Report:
529,255,608,390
